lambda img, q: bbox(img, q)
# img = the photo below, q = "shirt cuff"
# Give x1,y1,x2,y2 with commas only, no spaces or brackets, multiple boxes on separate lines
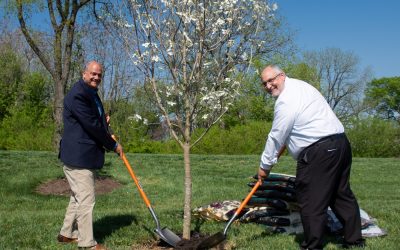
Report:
113,142,118,150
260,162,272,171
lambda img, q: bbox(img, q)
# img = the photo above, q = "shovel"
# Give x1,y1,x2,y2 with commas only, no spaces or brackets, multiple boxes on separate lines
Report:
112,136,181,247
196,179,262,249
197,147,286,249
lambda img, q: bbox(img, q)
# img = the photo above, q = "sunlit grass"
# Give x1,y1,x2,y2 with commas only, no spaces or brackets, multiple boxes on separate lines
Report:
0,151,398,249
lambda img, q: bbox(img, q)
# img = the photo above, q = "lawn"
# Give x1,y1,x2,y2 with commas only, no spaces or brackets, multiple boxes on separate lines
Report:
0,151,398,249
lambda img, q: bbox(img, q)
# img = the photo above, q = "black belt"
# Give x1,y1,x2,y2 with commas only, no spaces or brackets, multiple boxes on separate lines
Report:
301,133,345,154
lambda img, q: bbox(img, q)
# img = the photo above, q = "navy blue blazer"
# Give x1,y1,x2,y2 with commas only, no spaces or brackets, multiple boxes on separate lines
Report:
59,79,116,169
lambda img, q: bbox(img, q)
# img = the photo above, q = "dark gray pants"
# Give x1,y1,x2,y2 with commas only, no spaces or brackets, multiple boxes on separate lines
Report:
296,134,362,250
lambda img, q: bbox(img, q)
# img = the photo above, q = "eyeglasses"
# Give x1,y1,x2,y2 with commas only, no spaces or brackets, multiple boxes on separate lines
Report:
262,73,282,87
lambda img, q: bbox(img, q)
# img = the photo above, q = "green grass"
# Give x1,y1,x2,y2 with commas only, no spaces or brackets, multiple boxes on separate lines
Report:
0,151,399,249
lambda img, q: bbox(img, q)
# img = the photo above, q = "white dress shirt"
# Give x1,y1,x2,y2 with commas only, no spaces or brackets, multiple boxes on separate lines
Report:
260,76,344,170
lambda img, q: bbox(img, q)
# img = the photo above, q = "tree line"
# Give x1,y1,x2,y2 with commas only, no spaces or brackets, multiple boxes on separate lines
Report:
0,38,398,157
0,1,398,158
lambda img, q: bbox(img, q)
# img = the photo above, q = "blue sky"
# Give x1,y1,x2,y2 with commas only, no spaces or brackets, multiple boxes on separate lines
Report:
275,0,400,78
1,1,398,78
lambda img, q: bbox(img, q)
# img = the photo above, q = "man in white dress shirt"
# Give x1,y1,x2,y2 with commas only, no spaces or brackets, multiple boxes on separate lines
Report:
257,65,364,249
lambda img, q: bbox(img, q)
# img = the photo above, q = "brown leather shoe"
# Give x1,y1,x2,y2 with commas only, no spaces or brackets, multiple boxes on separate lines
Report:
57,234,78,243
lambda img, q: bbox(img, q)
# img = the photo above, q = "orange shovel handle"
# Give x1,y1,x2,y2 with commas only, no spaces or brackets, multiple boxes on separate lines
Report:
233,179,262,216
120,153,151,208
111,134,151,208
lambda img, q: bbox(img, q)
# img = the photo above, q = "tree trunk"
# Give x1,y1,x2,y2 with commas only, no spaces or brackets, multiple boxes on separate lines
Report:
17,0,90,151
182,142,192,239
53,78,65,149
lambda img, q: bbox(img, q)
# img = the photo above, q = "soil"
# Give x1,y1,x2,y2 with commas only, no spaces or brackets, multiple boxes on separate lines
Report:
35,177,231,249
149,232,231,250
35,176,123,196
132,234,231,250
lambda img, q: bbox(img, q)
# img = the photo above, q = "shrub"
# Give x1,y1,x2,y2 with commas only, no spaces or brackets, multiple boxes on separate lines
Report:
346,118,400,157
122,120,272,155
190,120,271,155
0,107,54,150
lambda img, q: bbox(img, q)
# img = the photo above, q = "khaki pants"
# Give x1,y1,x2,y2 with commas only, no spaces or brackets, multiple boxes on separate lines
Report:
60,165,97,247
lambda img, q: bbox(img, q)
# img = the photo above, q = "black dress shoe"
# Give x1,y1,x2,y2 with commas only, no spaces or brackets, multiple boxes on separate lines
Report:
57,234,78,243
79,243,107,250
342,239,366,248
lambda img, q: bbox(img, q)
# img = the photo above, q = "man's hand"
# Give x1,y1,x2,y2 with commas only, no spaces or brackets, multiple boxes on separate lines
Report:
114,143,123,158
106,113,111,125
258,167,270,181
111,134,123,158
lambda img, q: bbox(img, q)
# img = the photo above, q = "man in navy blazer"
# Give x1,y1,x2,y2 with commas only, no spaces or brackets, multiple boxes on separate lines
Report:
58,61,122,250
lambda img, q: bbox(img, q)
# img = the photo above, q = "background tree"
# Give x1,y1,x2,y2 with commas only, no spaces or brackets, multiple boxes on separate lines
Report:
222,72,274,127
16,0,91,149
0,44,22,121
0,47,53,150
365,77,400,123
285,62,321,90
303,47,372,121
0,17,43,73
99,0,292,238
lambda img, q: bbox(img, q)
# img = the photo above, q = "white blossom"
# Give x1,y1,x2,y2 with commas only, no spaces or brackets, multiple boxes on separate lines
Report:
222,29,230,35
167,48,174,56
216,18,225,26
167,101,176,106
128,114,143,122
204,62,212,67
241,52,248,61
151,55,160,62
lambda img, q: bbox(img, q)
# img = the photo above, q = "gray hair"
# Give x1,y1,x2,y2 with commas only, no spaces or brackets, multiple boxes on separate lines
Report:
265,64,283,74
83,61,103,72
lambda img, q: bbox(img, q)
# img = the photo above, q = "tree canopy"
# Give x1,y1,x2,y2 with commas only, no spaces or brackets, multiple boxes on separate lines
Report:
365,76,400,123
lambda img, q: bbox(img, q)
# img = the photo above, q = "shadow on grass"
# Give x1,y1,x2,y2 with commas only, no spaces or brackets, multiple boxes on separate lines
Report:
294,233,344,248
194,217,207,233
94,214,138,242
242,230,343,249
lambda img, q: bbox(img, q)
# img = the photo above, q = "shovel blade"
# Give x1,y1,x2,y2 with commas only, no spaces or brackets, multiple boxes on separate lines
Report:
196,232,226,250
155,227,181,247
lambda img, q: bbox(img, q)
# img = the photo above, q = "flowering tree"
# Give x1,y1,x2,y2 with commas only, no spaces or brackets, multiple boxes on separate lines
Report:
98,0,289,239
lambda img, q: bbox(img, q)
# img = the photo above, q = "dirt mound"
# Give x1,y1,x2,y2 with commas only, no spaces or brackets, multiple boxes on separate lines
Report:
36,176,122,196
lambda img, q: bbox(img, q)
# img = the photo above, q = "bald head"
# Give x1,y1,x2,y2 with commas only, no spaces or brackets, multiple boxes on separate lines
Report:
82,61,103,89
260,65,285,97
